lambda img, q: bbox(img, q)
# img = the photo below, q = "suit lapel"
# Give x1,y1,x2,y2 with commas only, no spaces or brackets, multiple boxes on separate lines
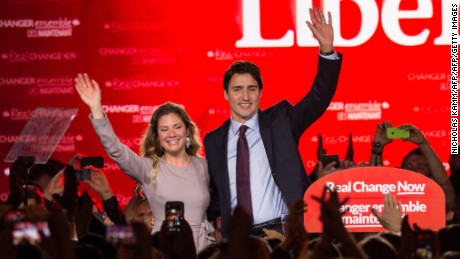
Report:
258,111,274,169
215,120,232,207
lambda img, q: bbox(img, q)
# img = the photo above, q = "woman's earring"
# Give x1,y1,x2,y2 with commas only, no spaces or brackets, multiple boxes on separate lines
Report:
185,137,191,149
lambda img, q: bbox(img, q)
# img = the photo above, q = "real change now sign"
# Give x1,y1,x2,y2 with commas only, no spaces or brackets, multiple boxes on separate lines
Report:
304,167,446,232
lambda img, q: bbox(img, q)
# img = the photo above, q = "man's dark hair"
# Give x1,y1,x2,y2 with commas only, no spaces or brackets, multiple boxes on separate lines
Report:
223,61,263,92
400,148,424,168
29,158,65,182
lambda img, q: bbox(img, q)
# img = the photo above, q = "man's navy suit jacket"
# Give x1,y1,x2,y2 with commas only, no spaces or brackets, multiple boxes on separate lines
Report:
204,54,343,237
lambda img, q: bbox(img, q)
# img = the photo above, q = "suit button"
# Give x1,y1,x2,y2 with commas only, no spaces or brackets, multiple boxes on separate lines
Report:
271,170,276,176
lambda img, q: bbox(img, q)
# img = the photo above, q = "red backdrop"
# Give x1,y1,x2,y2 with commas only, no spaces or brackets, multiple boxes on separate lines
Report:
0,0,455,207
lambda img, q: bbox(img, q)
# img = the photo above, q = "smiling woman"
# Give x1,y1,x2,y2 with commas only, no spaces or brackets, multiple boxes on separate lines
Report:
158,114,188,155
74,73,215,252
140,102,202,184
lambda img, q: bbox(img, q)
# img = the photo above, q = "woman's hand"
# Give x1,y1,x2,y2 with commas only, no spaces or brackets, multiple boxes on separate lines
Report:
74,73,104,118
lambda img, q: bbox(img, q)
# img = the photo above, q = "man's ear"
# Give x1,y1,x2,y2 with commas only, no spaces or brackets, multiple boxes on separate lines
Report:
224,90,229,101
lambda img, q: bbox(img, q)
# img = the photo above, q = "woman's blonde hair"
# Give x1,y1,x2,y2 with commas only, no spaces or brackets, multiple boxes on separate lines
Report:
140,102,201,184
124,195,147,224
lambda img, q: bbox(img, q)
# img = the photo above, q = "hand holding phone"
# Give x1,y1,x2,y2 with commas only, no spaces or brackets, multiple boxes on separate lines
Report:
165,201,184,232
80,156,104,169
75,168,91,181
386,127,410,139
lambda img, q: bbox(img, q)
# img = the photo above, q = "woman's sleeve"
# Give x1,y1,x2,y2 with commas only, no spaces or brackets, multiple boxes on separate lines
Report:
90,114,151,183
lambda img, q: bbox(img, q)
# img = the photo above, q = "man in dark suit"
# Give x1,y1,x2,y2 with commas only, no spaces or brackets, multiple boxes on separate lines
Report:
204,7,343,238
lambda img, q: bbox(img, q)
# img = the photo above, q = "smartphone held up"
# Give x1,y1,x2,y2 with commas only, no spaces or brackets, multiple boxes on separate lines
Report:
414,230,435,259
165,201,184,232
80,156,104,169
105,225,136,245
75,156,104,181
75,168,91,181
13,221,50,246
386,127,410,139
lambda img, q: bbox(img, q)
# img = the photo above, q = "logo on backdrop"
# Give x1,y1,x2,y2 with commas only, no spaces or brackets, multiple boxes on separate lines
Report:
413,105,450,116
407,72,448,81
310,134,372,145
206,49,274,61
0,18,79,38
98,47,180,65
102,105,141,114
421,129,448,138
304,160,390,170
1,51,77,62
2,108,34,120
104,78,180,91
407,72,450,91
207,108,230,116
103,20,167,33
0,134,82,152
0,76,74,95
304,167,445,232
101,104,159,124
0,77,35,86
327,101,390,121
